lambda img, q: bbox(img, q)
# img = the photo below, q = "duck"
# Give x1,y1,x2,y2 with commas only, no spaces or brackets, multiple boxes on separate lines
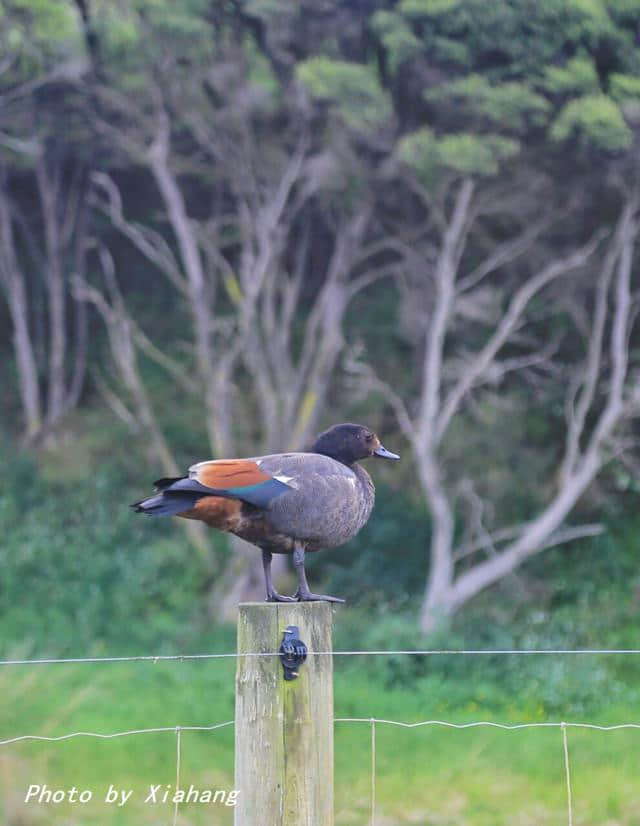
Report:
132,422,399,603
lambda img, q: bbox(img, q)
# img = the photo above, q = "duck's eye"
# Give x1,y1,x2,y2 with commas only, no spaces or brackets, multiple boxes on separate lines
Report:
364,433,374,443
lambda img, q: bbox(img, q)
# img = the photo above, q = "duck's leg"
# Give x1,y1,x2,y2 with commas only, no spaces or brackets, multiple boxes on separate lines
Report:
292,545,345,603
262,549,297,602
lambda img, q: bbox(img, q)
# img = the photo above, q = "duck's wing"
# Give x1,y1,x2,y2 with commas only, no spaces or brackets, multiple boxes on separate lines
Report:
180,458,293,507
135,458,294,517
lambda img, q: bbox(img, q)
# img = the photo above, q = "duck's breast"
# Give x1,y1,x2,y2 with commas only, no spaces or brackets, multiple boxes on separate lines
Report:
255,453,375,549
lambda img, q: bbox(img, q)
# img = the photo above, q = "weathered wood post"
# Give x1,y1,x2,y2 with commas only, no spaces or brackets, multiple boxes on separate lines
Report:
234,602,334,825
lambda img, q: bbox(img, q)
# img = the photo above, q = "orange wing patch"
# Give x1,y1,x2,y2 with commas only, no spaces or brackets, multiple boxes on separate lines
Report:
189,459,272,490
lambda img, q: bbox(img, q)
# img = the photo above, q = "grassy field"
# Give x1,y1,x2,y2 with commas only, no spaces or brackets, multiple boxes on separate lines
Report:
2,646,640,826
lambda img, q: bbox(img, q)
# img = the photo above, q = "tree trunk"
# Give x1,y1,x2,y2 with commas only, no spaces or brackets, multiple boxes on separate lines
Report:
0,182,42,438
418,453,455,631
36,158,67,427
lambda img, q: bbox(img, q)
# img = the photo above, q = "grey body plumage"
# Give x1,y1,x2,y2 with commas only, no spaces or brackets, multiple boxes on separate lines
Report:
251,452,375,552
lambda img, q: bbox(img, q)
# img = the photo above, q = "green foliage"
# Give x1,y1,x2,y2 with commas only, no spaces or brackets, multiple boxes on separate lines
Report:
93,0,215,80
398,127,519,182
551,94,632,151
0,451,214,657
336,608,640,715
606,0,640,18
543,55,601,95
332,515,640,714
244,0,292,19
610,74,640,123
429,34,470,67
400,0,463,15
396,126,440,184
437,133,520,175
246,41,281,102
0,0,81,73
4,0,78,43
567,0,609,21
428,74,550,132
139,0,212,36
610,73,640,101
396,0,619,83
296,57,392,130
381,0,639,188
370,11,422,72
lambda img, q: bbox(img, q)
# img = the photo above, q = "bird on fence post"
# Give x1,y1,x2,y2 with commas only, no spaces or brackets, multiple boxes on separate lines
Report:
132,422,399,602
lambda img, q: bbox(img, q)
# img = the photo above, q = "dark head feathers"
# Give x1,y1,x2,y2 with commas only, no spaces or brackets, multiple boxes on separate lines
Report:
311,422,399,466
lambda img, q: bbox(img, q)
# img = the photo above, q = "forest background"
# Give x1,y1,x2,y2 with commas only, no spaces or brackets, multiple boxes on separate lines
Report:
1,1,640,824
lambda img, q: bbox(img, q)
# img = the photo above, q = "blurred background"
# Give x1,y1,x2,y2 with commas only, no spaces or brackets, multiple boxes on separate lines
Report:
1,1,640,823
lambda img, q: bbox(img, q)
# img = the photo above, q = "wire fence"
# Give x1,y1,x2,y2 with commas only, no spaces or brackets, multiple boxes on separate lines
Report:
5,714,640,825
2,648,639,825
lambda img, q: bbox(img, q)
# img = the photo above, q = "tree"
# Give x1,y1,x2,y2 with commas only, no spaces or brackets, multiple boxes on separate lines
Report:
0,2,91,441
354,0,640,629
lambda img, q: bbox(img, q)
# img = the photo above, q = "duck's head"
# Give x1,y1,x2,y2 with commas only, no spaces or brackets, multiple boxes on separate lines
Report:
312,423,400,466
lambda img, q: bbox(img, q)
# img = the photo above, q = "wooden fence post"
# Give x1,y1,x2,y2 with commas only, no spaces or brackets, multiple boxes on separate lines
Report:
234,601,334,826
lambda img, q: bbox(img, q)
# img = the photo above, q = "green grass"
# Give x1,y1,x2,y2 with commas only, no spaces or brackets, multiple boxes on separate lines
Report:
2,656,640,825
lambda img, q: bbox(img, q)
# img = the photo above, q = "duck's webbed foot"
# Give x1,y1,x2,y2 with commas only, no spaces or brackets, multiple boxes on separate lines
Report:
266,589,297,603
292,545,345,604
293,587,345,604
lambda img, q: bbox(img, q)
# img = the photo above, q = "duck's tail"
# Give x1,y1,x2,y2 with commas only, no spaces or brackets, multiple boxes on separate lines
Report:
132,476,202,517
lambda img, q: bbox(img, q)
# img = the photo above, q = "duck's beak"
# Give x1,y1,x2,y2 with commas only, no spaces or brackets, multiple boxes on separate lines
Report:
374,444,400,460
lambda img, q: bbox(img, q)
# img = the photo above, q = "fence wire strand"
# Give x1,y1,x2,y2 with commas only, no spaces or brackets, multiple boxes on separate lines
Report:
3,648,640,666
0,720,234,747
333,718,640,731
3,717,639,746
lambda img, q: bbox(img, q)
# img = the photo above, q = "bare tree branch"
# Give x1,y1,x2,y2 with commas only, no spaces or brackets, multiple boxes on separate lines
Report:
436,228,606,442
457,214,553,294
417,178,475,447
453,521,603,562
90,172,188,295
559,209,630,484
